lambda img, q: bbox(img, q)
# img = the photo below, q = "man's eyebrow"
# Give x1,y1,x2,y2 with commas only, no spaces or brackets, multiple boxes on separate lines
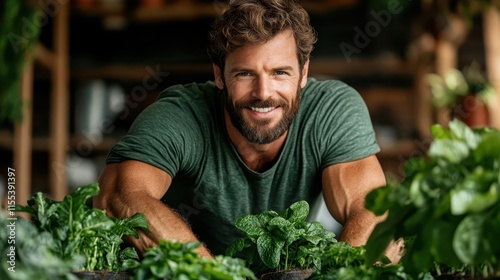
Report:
227,67,253,74
272,65,294,71
228,65,295,73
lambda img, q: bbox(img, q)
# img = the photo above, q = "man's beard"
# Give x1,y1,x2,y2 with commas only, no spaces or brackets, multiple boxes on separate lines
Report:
224,84,302,144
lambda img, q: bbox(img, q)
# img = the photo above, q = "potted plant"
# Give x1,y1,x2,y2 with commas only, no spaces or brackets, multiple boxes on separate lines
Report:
122,240,257,280
16,183,149,279
364,119,500,279
427,62,496,127
226,200,417,280
0,211,83,280
308,241,417,280
225,200,338,279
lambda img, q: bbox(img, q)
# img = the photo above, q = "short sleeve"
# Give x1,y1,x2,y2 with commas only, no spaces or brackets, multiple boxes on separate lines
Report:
106,86,207,177
313,81,379,169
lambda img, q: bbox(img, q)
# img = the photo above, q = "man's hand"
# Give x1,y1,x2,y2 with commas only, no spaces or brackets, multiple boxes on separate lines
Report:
384,238,405,264
94,160,213,258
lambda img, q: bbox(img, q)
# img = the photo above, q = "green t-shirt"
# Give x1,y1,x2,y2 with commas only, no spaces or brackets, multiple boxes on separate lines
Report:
106,77,379,255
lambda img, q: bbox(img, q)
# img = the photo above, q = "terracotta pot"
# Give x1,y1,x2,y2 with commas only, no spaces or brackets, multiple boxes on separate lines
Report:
450,95,489,128
259,268,315,280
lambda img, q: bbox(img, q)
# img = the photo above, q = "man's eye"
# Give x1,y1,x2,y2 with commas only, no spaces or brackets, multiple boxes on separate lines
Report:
236,72,250,77
276,71,287,75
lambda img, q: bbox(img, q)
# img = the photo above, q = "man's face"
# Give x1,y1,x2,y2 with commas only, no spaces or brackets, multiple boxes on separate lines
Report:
216,29,309,144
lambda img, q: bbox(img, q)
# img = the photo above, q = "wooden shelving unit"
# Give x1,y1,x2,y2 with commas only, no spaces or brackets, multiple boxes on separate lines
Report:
9,0,499,198
11,3,69,203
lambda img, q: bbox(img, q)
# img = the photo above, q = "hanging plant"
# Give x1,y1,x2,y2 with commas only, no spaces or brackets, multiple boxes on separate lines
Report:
0,0,41,123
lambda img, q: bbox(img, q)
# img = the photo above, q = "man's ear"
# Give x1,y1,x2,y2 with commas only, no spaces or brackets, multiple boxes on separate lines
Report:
300,59,309,88
213,64,224,89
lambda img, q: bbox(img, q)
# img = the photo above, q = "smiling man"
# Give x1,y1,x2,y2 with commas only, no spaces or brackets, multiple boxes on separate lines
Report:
95,0,402,264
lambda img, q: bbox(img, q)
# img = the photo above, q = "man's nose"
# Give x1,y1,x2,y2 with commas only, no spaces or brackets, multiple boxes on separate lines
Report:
252,76,272,100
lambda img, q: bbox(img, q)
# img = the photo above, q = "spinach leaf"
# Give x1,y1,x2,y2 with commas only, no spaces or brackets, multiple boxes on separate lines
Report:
0,212,83,280
123,240,256,280
226,200,336,274
15,182,149,272
365,120,500,278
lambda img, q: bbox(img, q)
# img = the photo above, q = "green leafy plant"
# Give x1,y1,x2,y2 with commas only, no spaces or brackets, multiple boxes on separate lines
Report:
123,240,257,280
364,120,500,278
427,62,496,109
226,200,337,274
0,0,41,122
0,212,83,280
309,241,424,280
16,182,149,272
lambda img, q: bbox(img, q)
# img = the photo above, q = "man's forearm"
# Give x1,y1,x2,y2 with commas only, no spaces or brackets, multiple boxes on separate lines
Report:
338,207,378,247
94,192,213,258
339,208,403,264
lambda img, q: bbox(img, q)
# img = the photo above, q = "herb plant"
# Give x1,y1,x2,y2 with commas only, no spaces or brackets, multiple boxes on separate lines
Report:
364,120,500,278
123,240,257,280
308,240,423,280
16,182,149,272
226,200,337,274
0,212,83,280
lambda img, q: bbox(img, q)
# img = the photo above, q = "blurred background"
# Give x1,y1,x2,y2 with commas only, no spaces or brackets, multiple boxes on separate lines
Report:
1,0,500,208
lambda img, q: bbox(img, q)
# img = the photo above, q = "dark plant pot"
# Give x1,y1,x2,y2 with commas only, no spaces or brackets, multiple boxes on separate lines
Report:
259,268,315,280
450,95,489,128
73,270,131,280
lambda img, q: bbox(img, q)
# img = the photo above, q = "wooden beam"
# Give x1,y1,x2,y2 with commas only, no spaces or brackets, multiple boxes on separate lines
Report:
14,54,34,209
483,6,500,129
49,3,69,201
35,42,54,70
434,37,457,126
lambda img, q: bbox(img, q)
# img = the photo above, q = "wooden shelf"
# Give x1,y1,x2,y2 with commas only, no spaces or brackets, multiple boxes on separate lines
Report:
73,1,360,22
378,139,421,158
309,56,412,78
70,57,410,82
132,3,221,22
0,131,119,153
71,63,212,81
73,3,221,22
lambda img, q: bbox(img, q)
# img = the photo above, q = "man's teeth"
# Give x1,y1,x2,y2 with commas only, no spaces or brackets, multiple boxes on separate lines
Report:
250,107,275,113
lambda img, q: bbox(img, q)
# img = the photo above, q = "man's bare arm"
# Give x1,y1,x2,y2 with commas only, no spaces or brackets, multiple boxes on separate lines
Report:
321,154,403,263
93,160,212,258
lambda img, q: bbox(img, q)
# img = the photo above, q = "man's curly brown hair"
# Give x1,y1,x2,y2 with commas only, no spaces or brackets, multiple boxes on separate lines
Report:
207,0,317,73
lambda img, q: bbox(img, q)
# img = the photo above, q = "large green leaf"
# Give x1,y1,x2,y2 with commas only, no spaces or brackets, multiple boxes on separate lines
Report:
286,200,309,223
450,184,498,215
113,212,150,238
256,233,284,269
448,119,482,149
428,139,470,163
453,214,489,265
236,215,266,238
474,131,500,161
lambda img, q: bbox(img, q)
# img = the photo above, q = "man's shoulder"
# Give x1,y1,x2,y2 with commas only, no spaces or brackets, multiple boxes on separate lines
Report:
302,77,361,107
303,77,354,96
